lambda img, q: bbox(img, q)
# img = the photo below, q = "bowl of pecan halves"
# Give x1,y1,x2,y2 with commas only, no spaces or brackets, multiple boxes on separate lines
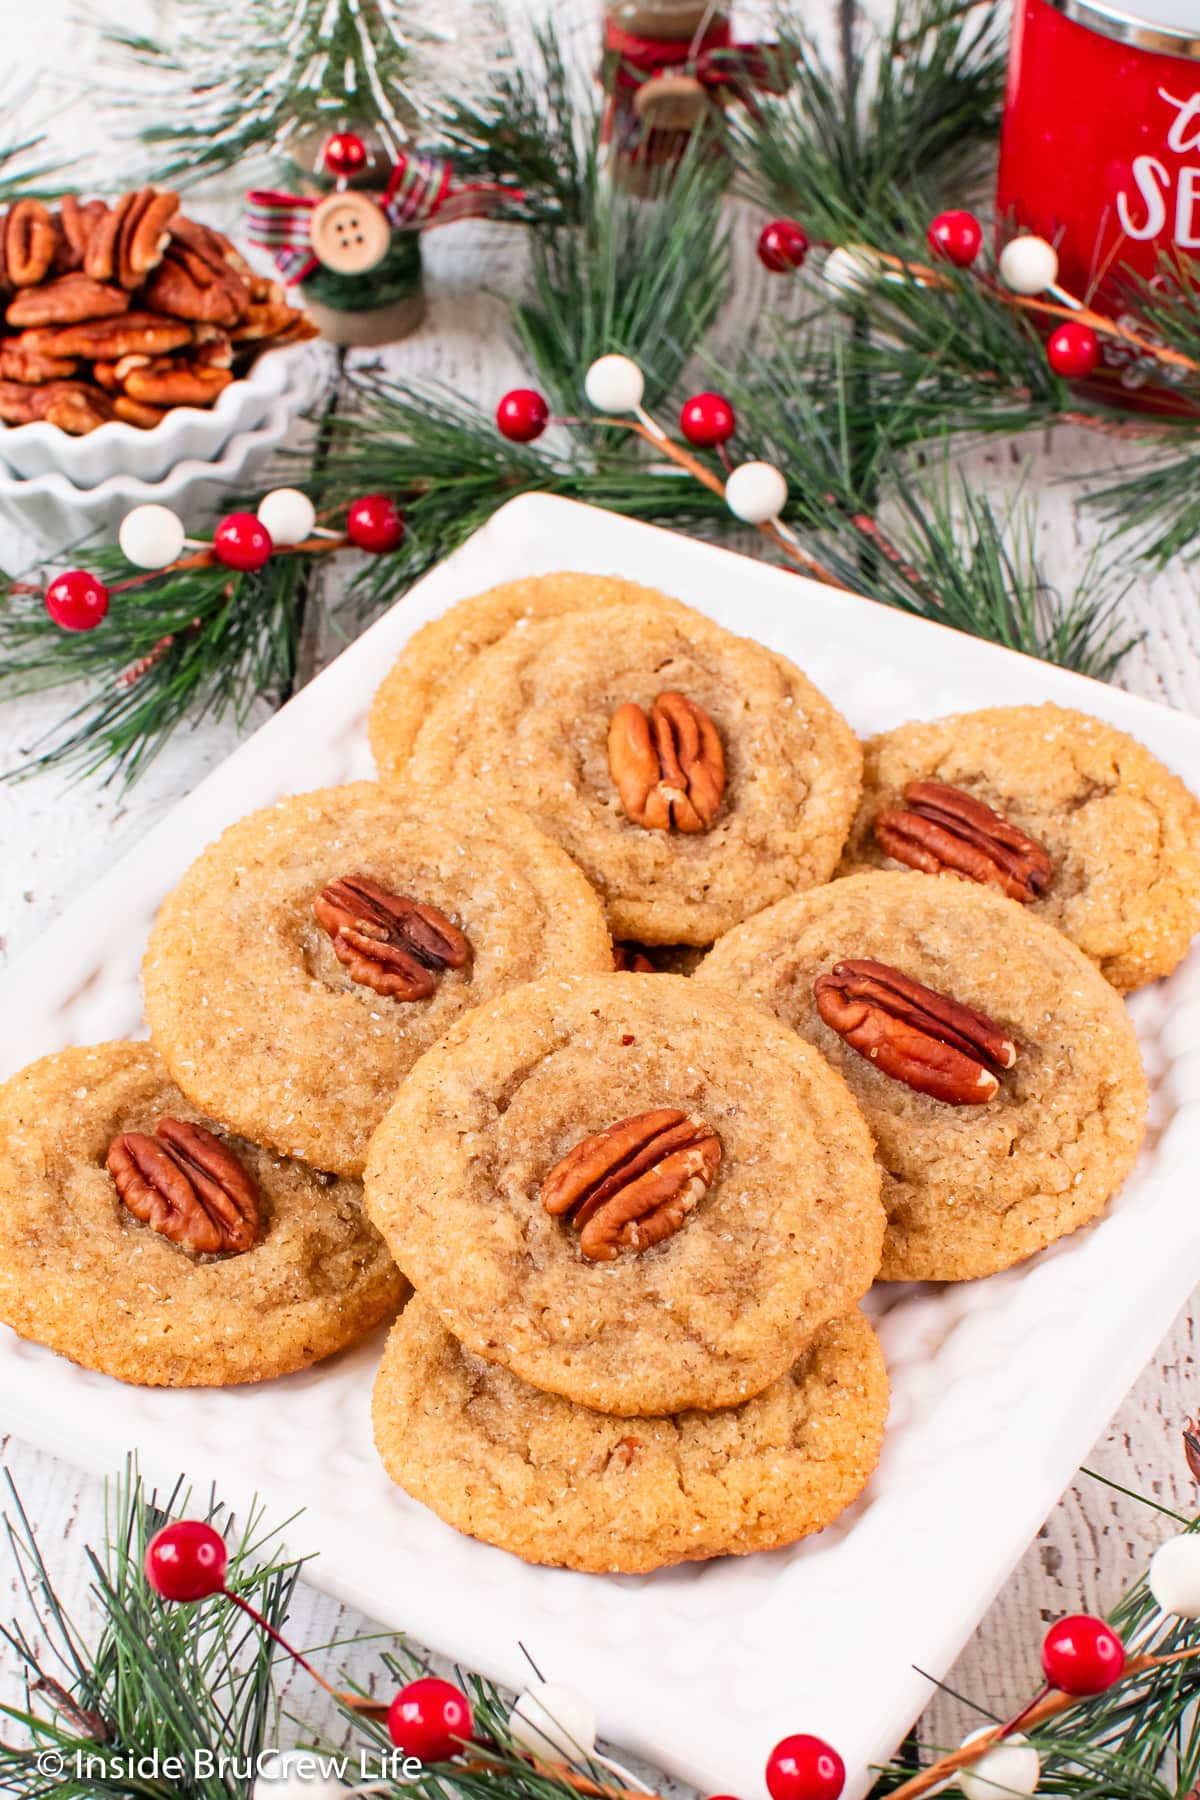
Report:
0,189,318,496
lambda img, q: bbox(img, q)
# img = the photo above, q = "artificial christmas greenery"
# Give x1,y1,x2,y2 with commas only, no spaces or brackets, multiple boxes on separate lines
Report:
6,1458,1200,1800
108,0,443,183
8,0,1200,783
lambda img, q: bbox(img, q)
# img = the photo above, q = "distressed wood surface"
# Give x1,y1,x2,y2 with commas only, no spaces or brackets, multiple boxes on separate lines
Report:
3,0,1200,1779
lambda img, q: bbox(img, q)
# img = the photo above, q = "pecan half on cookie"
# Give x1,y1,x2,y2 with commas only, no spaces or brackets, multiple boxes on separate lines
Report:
874,781,1052,903
314,875,470,1000
107,1118,259,1254
608,691,725,832
814,958,1017,1106
541,1107,722,1260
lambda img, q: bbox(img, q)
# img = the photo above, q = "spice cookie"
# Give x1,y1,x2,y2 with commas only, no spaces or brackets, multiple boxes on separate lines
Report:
372,1299,888,1573
0,1041,403,1387
839,703,1200,991
369,572,697,783
144,784,612,1177
696,872,1148,1282
398,601,862,944
365,973,884,1415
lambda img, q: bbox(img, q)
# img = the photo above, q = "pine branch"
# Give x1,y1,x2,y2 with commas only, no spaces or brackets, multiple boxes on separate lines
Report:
321,374,727,618
105,0,445,184
720,338,1137,677
0,549,310,787
432,16,592,224
0,1462,304,1799
735,0,1006,241
512,144,732,414
1089,436,1200,565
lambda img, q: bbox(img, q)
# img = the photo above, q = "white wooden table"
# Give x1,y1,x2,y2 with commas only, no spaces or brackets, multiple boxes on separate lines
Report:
3,0,1200,1778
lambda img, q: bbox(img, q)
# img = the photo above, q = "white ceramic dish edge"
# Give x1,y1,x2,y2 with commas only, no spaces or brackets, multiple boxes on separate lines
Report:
0,374,319,543
1,495,1198,1800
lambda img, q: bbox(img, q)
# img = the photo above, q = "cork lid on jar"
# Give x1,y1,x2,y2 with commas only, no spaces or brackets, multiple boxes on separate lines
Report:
1047,0,1200,55
606,0,729,38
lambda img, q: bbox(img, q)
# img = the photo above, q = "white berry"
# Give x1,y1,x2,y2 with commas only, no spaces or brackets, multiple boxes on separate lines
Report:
724,460,788,524
584,354,645,413
957,1729,1040,1800
1150,1532,1200,1616
998,234,1059,295
823,244,885,297
118,503,185,570
253,1750,345,1800
509,1680,597,1764
257,487,317,546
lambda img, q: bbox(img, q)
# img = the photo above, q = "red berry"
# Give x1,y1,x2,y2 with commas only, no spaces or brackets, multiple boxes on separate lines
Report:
1041,1614,1126,1695
346,494,405,554
927,210,984,268
45,569,109,632
680,392,736,448
144,1521,229,1602
213,512,273,572
496,388,550,443
1046,319,1101,379
387,1677,473,1763
765,1734,845,1800
758,220,810,274
324,131,369,180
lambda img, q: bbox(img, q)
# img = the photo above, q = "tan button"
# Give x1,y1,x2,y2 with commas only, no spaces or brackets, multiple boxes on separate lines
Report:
308,192,391,275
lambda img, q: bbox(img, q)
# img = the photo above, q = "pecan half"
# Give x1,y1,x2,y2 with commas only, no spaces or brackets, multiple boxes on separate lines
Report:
84,187,179,288
814,958,1017,1106
5,201,57,287
17,312,195,361
7,273,130,328
0,344,77,384
608,691,725,832
144,244,249,326
120,354,234,408
874,781,1053,904
314,875,471,1000
107,1118,259,1255
541,1107,722,1261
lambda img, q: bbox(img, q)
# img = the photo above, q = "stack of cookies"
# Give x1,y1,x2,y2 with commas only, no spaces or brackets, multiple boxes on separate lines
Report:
1,570,1196,1576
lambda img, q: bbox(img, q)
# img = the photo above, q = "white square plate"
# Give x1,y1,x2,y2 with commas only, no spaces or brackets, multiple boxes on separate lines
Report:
2,496,1199,1800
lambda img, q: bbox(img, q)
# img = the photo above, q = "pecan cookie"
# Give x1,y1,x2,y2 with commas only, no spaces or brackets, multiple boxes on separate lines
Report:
365,973,884,1415
372,1299,888,1573
143,785,612,1177
839,703,1200,991
696,871,1148,1281
368,572,696,782
0,1042,403,1387
397,598,862,944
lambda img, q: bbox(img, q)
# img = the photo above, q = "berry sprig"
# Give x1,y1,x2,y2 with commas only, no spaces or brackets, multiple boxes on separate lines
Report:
495,357,849,592
94,1511,1200,1800
31,489,407,634
760,201,1199,391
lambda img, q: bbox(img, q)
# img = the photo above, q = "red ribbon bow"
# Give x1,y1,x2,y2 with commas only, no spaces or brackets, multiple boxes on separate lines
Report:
602,18,786,104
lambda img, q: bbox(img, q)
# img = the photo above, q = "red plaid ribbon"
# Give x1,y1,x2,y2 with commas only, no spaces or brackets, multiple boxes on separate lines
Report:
245,151,520,283
602,17,787,105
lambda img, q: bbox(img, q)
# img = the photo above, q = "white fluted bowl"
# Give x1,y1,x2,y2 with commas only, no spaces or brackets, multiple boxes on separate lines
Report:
0,383,316,546
0,342,319,485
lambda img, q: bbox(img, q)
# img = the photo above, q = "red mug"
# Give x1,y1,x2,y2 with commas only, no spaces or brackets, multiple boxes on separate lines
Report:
999,0,1200,299
997,0,1200,402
